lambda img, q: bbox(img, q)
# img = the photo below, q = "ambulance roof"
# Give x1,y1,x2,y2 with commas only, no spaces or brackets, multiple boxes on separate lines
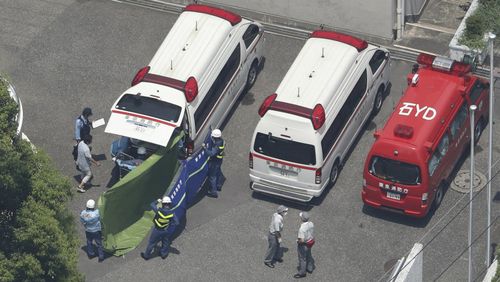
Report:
147,5,247,85
275,31,375,110
379,67,468,149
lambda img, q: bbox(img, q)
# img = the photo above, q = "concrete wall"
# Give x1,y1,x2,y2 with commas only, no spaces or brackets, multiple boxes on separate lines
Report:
405,0,426,16
199,0,395,40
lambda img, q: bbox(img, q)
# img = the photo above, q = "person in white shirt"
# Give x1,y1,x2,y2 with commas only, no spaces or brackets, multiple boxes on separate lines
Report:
264,205,288,268
76,135,100,193
294,212,315,278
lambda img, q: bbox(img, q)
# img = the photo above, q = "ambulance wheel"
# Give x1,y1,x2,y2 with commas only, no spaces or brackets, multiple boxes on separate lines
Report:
329,162,340,186
372,86,384,115
432,184,445,210
474,118,484,144
246,61,259,90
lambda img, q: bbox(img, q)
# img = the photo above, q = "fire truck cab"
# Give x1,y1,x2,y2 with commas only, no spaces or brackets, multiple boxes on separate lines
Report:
362,53,489,217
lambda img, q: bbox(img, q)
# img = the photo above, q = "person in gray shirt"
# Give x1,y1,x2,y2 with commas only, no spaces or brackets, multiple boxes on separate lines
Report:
76,135,100,193
264,205,288,268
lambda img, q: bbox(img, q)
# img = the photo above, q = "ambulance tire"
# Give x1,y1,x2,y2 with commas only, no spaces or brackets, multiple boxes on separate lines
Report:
432,183,445,210
245,60,259,90
372,86,385,116
329,161,340,187
474,118,484,145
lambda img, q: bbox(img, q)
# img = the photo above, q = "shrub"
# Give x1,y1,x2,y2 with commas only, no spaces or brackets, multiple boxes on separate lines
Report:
0,78,82,281
459,0,500,49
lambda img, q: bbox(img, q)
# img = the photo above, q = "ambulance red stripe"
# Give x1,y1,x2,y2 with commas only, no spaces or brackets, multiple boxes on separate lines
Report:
111,109,177,127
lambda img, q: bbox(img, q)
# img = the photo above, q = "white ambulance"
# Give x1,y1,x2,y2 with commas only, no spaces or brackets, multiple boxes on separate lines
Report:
249,30,390,202
105,4,264,153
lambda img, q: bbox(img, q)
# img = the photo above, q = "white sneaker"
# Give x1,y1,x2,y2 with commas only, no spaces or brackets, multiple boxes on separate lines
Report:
77,187,86,193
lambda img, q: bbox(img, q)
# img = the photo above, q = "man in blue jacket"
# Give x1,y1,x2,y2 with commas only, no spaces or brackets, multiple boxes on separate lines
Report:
203,129,225,198
141,196,179,260
80,199,104,262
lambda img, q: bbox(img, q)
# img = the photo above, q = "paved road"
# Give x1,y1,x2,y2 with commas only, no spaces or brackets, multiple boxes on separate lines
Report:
1,0,500,281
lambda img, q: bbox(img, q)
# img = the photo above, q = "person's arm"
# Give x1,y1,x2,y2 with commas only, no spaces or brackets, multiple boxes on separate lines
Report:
150,201,159,212
172,213,180,226
84,147,100,166
75,118,82,141
297,228,305,244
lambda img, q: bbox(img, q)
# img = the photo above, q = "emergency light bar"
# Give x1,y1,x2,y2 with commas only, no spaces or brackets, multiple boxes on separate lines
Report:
184,4,242,26
311,30,368,52
258,93,326,130
416,53,471,76
131,67,199,102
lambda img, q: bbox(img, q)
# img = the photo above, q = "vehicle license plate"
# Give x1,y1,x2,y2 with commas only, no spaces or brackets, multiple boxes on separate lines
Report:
387,191,400,200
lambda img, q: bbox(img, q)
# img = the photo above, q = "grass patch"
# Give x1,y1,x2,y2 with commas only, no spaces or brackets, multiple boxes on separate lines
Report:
459,0,500,49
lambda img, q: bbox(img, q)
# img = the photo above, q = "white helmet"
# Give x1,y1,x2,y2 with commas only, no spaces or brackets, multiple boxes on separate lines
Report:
137,146,147,155
86,199,96,209
161,196,172,204
211,129,222,138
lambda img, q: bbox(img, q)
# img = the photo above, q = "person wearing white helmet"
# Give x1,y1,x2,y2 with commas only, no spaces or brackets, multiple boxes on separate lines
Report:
202,128,225,198
141,196,179,260
80,199,105,262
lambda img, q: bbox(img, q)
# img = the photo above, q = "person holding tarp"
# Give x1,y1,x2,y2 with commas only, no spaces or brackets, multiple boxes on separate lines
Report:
141,196,179,260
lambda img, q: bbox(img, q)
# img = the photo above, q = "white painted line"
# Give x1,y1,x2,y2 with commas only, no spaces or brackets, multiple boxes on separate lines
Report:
406,22,456,35
392,44,439,56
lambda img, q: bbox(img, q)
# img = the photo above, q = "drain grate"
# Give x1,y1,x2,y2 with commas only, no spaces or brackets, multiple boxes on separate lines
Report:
450,170,487,193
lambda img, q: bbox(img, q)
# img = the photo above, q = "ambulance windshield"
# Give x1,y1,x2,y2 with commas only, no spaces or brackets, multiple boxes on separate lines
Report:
116,94,182,123
369,156,420,185
254,133,316,165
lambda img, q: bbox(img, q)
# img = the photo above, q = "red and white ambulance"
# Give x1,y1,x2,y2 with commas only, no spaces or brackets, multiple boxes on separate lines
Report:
105,4,264,153
361,53,489,217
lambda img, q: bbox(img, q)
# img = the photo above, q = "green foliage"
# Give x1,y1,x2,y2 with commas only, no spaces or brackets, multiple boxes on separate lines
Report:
459,0,500,49
0,80,83,281
0,78,18,139
494,244,500,281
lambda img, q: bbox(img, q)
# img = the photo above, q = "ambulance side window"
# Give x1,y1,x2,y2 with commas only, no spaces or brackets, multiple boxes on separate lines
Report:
369,50,386,74
428,134,450,176
321,71,367,158
194,44,241,132
469,80,485,103
450,103,467,139
243,25,260,48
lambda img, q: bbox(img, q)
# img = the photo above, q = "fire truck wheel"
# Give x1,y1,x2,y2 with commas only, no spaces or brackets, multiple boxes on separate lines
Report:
329,162,340,186
433,184,445,209
474,119,484,144
246,60,259,90
372,86,384,115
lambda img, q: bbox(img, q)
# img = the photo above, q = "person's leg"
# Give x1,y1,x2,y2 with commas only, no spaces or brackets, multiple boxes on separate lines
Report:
159,230,171,258
94,231,105,261
306,247,315,273
216,162,223,191
85,232,96,258
78,170,92,190
297,245,307,275
207,163,218,196
143,229,161,258
264,233,277,263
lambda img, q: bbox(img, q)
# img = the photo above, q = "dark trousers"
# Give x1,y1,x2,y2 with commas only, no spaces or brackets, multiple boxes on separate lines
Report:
85,231,104,260
208,160,224,195
297,244,315,275
144,227,172,258
264,232,282,263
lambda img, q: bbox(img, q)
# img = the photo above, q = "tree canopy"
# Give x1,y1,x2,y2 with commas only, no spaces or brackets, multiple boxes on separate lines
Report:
0,78,82,281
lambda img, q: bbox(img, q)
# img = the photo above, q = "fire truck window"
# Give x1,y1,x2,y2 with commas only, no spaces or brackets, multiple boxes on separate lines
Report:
369,156,420,185
469,80,484,103
428,134,450,176
450,103,467,139
194,44,241,132
369,50,386,73
243,24,260,48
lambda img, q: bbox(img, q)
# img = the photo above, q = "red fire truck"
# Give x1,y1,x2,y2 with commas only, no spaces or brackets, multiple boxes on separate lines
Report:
361,53,489,217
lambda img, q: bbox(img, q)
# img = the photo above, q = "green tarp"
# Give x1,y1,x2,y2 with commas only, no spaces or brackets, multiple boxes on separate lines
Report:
97,135,182,256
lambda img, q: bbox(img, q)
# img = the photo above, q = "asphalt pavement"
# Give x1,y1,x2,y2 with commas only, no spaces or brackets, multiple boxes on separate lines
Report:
1,0,500,281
